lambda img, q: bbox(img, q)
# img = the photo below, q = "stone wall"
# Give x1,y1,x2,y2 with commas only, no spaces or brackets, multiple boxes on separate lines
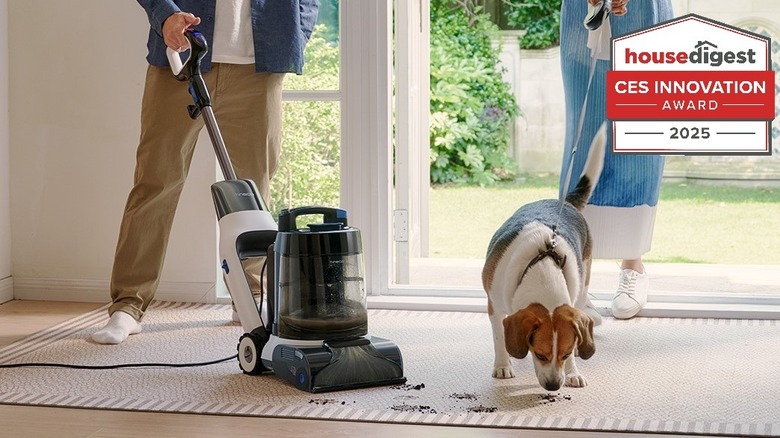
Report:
498,31,565,174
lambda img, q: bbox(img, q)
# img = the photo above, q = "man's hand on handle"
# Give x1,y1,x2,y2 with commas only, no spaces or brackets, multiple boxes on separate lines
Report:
163,12,201,52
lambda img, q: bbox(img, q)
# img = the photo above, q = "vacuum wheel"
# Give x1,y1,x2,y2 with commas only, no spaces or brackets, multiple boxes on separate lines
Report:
237,329,270,375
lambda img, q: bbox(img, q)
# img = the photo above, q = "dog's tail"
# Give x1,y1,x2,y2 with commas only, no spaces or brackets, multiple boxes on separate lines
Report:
565,123,606,210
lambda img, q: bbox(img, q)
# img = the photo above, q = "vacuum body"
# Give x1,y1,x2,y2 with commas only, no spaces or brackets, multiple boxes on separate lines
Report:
169,30,405,393
261,207,406,392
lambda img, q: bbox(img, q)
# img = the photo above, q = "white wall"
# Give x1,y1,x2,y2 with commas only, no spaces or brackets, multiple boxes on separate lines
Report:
8,1,219,302
1,0,12,303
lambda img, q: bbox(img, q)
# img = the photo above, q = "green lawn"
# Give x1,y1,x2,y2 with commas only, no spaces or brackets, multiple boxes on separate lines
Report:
428,175,780,264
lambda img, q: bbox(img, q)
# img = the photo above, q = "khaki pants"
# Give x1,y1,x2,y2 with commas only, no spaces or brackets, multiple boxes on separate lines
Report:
109,64,285,320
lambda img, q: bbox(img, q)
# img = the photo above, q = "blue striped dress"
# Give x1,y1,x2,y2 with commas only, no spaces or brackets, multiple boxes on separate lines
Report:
559,0,674,259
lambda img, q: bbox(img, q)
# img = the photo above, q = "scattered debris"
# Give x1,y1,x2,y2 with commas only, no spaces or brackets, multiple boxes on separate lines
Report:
392,382,426,391
448,393,479,401
390,403,437,414
538,393,572,404
467,405,498,413
308,398,342,405
393,395,420,401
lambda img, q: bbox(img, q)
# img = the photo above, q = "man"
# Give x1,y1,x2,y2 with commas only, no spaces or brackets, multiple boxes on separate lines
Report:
92,0,319,344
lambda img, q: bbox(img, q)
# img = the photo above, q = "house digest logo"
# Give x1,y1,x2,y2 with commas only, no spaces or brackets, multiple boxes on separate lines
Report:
606,14,775,155
624,41,758,67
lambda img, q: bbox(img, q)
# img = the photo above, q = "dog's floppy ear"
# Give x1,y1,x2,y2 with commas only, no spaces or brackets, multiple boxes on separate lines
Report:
503,304,544,359
573,309,596,360
553,305,596,359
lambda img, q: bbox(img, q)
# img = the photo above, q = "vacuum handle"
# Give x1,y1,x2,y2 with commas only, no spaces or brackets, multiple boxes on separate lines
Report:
164,29,213,115
165,30,209,81
164,29,237,181
277,206,348,232
166,47,185,79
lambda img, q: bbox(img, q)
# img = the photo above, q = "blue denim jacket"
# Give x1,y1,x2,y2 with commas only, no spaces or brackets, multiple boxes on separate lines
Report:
136,0,319,74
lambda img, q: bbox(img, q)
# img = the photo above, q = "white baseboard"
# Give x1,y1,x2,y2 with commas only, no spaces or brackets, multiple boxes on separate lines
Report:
11,277,219,304
0,277,13,304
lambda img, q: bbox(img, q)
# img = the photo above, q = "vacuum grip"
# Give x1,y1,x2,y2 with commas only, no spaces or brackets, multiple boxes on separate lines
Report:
277,206,348,232
166,47,186,79
165,30,209,81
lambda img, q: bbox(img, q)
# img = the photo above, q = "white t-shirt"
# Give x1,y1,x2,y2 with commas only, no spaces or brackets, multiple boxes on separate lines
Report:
211,0,255,64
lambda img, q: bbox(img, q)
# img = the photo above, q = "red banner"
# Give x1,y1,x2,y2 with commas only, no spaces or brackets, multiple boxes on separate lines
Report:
606,70,775,120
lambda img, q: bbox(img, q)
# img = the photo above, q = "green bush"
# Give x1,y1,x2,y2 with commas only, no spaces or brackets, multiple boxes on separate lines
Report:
430,1,520,186
503,0,562,49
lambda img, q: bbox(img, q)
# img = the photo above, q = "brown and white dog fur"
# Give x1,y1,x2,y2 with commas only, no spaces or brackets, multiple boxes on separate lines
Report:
482,125,606,391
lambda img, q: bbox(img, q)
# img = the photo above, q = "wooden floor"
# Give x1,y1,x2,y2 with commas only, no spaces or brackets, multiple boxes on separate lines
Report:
0,300,710,438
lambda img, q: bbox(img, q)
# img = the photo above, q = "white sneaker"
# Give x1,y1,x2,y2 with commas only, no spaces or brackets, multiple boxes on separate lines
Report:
611,268,648,319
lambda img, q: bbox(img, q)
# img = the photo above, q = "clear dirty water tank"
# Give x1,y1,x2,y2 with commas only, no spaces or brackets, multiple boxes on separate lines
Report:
273,207,367,340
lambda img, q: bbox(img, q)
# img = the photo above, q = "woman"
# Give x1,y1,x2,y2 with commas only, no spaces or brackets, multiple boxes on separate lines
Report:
559,0,674,319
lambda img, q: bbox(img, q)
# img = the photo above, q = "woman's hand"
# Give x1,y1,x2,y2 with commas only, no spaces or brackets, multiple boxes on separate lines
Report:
587,0,628,16
612,0,628,16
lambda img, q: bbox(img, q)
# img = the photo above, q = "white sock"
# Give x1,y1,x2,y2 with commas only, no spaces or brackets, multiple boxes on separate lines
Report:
91,310,142,344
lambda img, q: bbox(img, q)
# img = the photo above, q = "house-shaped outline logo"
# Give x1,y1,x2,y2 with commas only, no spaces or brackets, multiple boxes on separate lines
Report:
606,13,774,156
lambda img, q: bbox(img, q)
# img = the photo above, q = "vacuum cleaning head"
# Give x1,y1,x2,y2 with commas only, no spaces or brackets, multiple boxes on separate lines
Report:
271,336,406,393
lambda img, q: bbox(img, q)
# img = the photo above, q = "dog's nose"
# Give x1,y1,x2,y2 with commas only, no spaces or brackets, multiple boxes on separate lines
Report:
543,381,562,391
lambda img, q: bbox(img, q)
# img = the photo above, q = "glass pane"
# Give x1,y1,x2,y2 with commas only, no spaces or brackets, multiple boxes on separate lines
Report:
403,1,780,301
272,101,340,214
285,0,339,91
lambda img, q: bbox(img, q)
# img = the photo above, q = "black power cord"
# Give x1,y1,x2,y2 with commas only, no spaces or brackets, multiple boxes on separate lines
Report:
1,258,271,372
0,354,238,370
258,257,268,327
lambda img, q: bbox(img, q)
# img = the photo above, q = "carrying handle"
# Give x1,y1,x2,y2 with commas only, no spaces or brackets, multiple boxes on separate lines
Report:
278,207,349,232
165,29,208,81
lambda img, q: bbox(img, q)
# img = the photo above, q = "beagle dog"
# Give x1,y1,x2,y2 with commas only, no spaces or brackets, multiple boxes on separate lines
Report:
482,125,606,391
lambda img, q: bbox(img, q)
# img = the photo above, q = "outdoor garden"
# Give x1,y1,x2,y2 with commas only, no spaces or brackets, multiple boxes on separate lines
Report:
275,0,780,265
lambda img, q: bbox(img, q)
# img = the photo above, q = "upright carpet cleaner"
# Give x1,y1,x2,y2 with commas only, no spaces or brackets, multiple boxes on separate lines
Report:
167,30,406,393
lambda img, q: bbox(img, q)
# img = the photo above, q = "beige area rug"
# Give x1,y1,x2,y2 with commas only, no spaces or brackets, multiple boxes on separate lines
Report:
1,301,779,436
